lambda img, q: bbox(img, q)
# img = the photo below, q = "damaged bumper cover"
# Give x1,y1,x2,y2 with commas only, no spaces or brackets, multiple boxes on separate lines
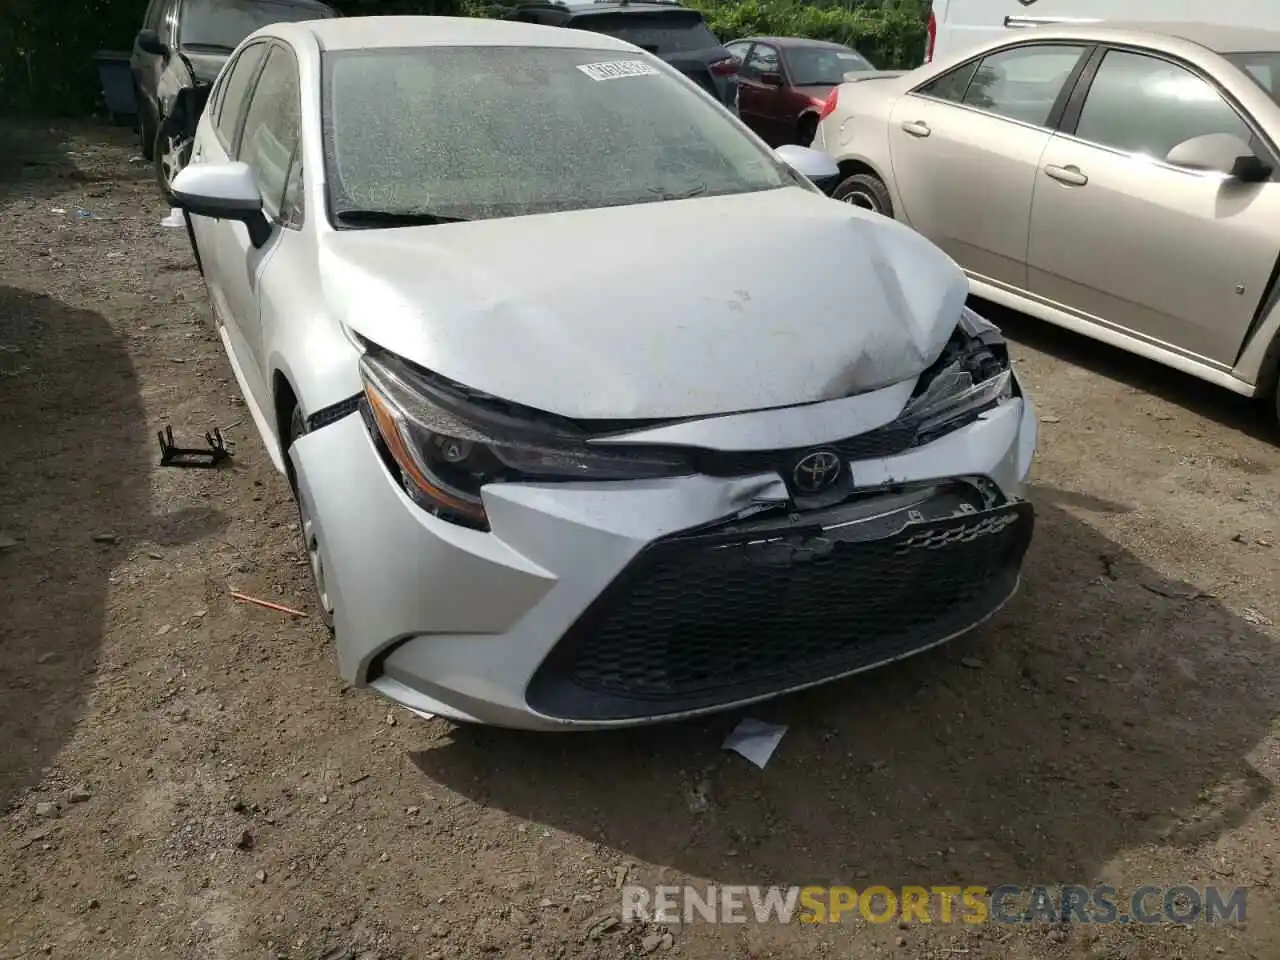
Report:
289,362,1037,730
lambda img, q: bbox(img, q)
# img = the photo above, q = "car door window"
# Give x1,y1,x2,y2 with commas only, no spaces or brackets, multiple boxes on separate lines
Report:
207,68,228,122
743,43,780,80
1074,49,1255,163
236,44,301,219
280,152,305,228
961,44,1087,126
917,58,981,102
215,42,269,151
725,41,752,63
143,0,163,30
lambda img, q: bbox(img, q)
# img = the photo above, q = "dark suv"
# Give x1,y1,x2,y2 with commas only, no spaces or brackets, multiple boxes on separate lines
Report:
131,0,337,198
502,0,740,111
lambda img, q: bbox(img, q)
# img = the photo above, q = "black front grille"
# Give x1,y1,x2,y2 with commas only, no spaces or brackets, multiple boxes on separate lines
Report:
528,496,1033,721
686,420,918,477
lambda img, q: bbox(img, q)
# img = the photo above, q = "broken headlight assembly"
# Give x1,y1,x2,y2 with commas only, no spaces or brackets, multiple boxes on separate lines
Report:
358,348,692,530
902,306,1015,443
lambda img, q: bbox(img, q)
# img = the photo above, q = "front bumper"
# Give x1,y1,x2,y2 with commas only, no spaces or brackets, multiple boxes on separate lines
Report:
290,384,1037,730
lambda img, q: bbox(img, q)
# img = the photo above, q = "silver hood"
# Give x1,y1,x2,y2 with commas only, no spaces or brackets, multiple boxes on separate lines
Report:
318,186,968,420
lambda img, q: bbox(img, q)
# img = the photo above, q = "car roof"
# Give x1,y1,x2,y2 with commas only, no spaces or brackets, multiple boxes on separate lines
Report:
731,36,853,51
276,13,638,51
1015,21,1280,55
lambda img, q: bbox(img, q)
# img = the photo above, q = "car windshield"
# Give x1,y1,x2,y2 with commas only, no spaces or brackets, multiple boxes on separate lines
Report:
1225,51,1280,106
787,45,874,86
568,12,719,54
322,45,789,224
179,0,329,51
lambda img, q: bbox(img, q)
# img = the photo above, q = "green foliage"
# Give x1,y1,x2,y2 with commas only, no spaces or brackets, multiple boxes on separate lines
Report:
691,0,928,69
0,0,926,116
0,0,147,115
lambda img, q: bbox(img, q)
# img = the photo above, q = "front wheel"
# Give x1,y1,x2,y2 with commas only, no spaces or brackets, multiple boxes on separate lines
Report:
289,407,336,631
831,172,893,217
154,120,193,203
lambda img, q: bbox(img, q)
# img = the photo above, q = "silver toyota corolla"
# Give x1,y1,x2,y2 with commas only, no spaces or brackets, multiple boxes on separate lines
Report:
170,15,1038,729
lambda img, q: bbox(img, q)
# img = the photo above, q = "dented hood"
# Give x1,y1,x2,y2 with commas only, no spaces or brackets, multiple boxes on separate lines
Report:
318,187,967,420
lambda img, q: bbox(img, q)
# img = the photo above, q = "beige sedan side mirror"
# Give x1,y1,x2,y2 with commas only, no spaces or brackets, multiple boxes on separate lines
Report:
1165,133,1272,182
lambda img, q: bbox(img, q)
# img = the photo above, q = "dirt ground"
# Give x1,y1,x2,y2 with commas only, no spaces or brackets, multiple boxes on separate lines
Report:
1,118,1279,960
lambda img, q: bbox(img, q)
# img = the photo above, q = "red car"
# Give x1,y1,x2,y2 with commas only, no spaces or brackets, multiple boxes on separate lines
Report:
725,36,878,147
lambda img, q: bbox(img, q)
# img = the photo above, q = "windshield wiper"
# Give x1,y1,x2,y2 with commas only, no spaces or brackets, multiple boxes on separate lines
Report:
646,183,708,201
334,209,471,228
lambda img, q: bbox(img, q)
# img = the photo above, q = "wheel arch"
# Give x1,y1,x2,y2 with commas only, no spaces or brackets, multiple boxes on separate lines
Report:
265,342,365,476
835,155,888,184
273,368,299,458
831,151,909,222
1232,293,1280,400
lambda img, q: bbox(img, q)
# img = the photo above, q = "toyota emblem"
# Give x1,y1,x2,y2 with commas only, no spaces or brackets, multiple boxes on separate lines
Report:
791,450,843,495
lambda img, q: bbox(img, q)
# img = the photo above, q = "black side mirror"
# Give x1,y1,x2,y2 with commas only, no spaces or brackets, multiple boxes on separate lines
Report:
137,29,169,58
1231,153,1273,183
758,71,784,87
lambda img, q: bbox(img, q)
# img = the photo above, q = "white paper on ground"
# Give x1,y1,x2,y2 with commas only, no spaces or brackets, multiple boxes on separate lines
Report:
160,208,184,228
723,718,787,769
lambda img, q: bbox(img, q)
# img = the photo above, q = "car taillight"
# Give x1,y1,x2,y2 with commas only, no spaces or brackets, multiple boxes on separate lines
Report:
710,55,739,77
818,87,839,121
925,9,937,62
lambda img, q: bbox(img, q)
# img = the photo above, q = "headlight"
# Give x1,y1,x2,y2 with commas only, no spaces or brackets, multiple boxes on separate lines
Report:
901,306,1015,441
358,348,691,530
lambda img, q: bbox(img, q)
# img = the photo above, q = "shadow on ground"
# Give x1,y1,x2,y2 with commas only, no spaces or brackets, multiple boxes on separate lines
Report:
0,118,147,210
412,484,1279,890
0,286,151,809
975,295,1278,442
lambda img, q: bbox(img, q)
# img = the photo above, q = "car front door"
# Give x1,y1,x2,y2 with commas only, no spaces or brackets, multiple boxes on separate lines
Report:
886,42,1091,289
737,43,786,145
212,42,303,419
187,40,271,400
1026,47,1280,367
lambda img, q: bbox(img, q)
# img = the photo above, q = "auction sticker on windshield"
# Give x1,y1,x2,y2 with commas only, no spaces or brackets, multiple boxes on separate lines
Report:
577,60,660,81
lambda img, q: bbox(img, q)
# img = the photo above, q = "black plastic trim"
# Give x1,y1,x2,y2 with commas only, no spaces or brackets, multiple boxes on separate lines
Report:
306,394,361,433
1052,43,1102,132
527,493,1035,721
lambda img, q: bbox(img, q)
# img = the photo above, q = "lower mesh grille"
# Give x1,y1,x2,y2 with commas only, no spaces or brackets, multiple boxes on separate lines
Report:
528,498,1033,721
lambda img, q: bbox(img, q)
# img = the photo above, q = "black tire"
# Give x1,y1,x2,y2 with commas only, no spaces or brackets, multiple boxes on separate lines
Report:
288,407,336,631
153,118,193,204
831,172,894,216
796,114,819,147
138,97,157,161
1270,353,1280,434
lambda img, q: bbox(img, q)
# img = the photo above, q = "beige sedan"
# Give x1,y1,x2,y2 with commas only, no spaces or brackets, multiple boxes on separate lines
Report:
815,22,1280,422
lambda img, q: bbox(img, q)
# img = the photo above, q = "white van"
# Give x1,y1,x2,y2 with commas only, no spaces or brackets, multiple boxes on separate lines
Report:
925,0,1280,63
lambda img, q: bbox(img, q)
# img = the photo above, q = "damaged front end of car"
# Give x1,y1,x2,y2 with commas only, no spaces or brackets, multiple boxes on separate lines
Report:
310,303,1035,726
